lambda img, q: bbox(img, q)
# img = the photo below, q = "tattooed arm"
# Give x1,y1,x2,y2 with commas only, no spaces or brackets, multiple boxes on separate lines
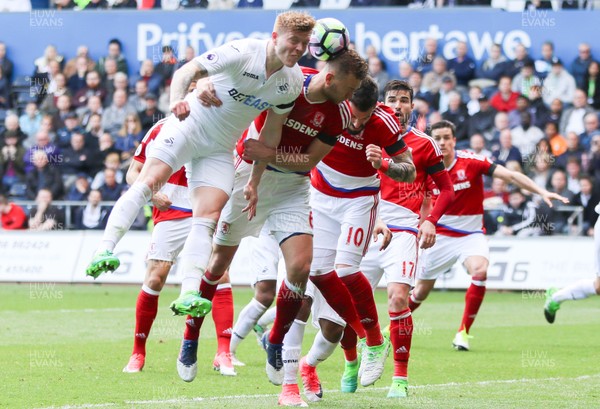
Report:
366,144,416,183
169,60,209,121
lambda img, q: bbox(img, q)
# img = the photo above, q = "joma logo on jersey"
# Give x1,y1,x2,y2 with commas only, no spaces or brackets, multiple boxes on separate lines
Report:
227,88,274,111
243,71,258,79
284,118,319,137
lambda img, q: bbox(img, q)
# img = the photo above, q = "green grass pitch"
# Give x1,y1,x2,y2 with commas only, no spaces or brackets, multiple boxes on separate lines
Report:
1,283,599,408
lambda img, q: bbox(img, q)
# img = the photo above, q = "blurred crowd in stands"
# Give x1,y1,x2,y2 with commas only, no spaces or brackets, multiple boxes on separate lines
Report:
0,27,599,235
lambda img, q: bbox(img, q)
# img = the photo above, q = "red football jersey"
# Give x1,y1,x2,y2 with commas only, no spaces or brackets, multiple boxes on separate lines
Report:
134,118,192,224
311,103,407,198
428,150,496,236
378,126,444,233
236,67,351,175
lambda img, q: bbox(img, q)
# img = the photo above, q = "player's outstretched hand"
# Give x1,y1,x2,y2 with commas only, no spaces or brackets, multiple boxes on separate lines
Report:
196,78,222,107
418,220,436,249
372,219,392,251
365,144,383,169
170,100,191,121
151,192,172,212
242,139,276,162
541,191,570,208
242,183,258,221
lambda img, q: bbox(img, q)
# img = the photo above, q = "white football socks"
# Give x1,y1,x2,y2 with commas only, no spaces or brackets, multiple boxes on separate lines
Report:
258,306,277,328
552,279,598,303
101,182,152,252
230,298,268,354
282,319,306,385
306,329,339,368
179,217,216,294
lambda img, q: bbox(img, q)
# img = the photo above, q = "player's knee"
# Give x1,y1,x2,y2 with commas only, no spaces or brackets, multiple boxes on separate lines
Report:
388,291,409,310
287,257,311,278
471,268,487,281
255,288,276,307
320,319,344,343
145,261,169,291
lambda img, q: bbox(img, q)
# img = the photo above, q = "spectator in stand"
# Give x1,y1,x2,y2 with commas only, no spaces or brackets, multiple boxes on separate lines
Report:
96,133,122,168
528,84,550,129
583,60,600,110
367,56,389,101
542,58,576,106
534,41,555,80
512,61,540,98
61,131,94,189
398,60,413,82
23,130,60,173
412,96,431,133
498,188,540,237
469,94,497,141
504,44,534,79
66,173,90,201
177,45,195,69
0,194,26,229
0,132,26,192
447,41,476,90
538,97,563,129
55,111,84,150
475,43,508,86
28,188,65,231
565,157,582,194
25,150,64,200
524,0,553,11
40,73,71,115
37,115,56,148
77,95,104,129
154,45,178,87
529,153,553,190
490,76,520,112
508,95,534,129
545,121,567,157
97,38,128,76
434,75,456,112
511,111,544,157
91,151,123,190
579,112,600,152
67,56,91,94
115,113,142,160
408,71,433,105
469,133,492,158
2,113,26,145
0,42,14,82
84,112,103,148
111,0,138,8
138,93,164,134
101,89,136,135
80,0,109,9
490,111,510,147
102,57,119,98
442,91,470,145
33,45,64,76
561,0,592,8
73,70,106,109
105,71,129,108
560,89,594,136
413,37,438,75
571,175,599,236
19,103,43,140
63,45,95,80
422,56,454,94
127,79,148,112
73,189,109,230
556,132,587,170
130,59,161,96
53,0,75,9
546,169,576,234
491,129,523,167
571,43,593,89
98,167,124,201
0,66,9,110
465,85,482,116
589,134,600,187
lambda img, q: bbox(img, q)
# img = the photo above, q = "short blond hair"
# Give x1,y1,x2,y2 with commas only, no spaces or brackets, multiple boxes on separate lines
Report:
274,11,315,34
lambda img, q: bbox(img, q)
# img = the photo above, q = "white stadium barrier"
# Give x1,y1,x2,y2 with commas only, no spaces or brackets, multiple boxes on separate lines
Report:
0,231,594,290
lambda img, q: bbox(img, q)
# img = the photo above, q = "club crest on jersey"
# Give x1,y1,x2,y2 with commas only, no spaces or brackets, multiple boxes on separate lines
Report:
277,83,289,94
310,112,325,128
457,169,467,181
220,221,230,235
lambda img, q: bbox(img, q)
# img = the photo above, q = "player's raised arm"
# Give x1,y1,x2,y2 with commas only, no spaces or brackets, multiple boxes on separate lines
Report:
491,164,570,207
368,144,416,183
169,60,209,120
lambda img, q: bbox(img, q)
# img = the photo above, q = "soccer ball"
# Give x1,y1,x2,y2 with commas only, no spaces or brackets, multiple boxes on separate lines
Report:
308,18,350,61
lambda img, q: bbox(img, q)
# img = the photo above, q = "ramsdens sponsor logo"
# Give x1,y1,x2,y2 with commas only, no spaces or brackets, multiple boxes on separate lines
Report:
339,135,363,150
284,118,319,137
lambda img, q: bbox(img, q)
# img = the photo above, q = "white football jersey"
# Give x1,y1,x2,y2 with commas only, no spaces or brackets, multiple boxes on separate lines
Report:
186,38,302,149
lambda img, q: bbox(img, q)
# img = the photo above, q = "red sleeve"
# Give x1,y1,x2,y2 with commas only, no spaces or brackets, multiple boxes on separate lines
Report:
3,205,27,230
425,170,455,225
